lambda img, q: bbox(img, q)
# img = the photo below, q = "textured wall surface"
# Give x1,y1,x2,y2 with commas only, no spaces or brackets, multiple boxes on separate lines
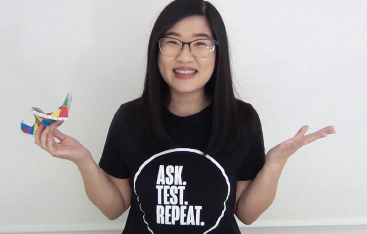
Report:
0,0,366,232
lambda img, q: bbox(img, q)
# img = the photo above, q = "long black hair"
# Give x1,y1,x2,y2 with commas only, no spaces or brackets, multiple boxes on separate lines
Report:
141,0,246,155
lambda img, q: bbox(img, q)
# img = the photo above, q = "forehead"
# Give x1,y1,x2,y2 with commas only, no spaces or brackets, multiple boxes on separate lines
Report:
165,15,213,39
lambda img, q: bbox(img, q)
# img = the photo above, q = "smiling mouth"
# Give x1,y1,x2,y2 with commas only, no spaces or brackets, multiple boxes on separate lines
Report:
173,69,198,74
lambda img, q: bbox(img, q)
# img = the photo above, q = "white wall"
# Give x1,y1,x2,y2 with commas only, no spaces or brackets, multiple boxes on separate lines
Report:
1,0,366,233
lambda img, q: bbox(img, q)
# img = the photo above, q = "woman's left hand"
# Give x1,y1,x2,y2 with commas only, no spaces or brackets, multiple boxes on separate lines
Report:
265,125,336,170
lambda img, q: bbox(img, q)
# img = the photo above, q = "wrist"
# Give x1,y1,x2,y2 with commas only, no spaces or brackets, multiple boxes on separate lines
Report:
264,158,286,174
75,150,94,170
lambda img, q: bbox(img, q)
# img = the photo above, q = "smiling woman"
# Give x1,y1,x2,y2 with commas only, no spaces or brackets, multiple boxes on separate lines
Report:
158,15,216,110
33,0,335,233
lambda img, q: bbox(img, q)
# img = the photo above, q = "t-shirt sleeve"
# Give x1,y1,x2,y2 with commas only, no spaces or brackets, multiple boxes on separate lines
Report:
98,108,130,179
237,106,266,181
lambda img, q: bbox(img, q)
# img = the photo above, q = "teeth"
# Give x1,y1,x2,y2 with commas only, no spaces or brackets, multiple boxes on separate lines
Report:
174,69,196,74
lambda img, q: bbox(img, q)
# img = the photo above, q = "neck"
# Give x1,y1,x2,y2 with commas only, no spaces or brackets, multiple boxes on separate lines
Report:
168,89,211,117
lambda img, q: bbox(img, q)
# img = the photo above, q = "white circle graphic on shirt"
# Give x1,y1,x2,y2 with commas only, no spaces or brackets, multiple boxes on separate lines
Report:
133,148,230,234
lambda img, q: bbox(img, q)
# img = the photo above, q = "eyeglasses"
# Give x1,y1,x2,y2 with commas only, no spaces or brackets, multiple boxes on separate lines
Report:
158,37,218,58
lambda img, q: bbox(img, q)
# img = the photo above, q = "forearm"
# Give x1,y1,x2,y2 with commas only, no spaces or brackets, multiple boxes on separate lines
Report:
76,154,128,219
235,160,285,224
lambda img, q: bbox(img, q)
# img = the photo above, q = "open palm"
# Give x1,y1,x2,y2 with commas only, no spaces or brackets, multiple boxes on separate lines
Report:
266,125,336,169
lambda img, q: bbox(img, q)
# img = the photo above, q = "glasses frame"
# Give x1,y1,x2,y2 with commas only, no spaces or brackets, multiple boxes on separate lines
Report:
158,37,218,58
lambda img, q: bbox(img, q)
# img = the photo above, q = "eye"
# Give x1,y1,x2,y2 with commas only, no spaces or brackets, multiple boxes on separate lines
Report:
165,40,180,45
193,40,210,47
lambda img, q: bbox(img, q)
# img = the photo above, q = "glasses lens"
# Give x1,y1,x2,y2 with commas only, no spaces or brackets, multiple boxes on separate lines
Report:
159,38,182,56
191,39,216,58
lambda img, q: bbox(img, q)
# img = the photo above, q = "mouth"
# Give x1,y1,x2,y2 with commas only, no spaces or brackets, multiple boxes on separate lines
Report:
173,69,198,74
173,69,198,79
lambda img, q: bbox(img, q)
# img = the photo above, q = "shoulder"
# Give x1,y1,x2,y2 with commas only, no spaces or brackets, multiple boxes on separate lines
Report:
235,99,256,111
234,99,260,126
111,97,143,128
114,97,143,119
115,97,142,116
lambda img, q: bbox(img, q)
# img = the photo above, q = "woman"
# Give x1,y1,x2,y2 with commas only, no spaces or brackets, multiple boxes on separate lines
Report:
35,0,335,233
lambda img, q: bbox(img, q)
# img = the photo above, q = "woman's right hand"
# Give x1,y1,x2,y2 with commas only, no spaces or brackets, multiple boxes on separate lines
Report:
35,121,91,167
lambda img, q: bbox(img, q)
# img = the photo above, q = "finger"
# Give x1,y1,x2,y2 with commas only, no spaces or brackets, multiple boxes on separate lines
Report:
53,129,67,142
294,125,309,137
48,120,63,131
34,124,45,146
55,120,64,126
44,122,61,152
302,127,335,144
47,130,69,158
44,120,63,144
46,130,55,156
291,137,308,148
321,126,336,134
311,126,336,138
46,131,57,156
40,125,51,149
52,120,64,127
277,138,304,152
46,121,65,139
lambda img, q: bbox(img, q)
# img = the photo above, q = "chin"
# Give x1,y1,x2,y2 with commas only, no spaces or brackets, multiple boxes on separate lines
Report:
170,86,205,95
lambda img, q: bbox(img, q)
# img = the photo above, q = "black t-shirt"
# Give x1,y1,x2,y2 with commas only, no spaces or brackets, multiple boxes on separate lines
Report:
99,98,265,234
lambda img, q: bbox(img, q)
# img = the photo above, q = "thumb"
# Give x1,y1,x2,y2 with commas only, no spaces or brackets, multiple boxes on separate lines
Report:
55,120,64,126
53,128,67,141
47,120,65,136
47,120,64,131
294,125,309,137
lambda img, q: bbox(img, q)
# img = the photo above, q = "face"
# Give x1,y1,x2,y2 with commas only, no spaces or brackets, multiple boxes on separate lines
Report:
158,15,216,97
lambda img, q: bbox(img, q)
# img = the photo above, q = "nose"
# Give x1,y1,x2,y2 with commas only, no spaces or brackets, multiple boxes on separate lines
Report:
176,44,194,62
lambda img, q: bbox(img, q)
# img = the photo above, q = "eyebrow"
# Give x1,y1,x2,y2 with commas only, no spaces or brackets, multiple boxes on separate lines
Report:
164,32,211,38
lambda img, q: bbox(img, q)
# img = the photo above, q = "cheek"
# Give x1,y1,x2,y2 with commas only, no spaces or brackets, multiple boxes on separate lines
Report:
210,57,216,72
202,56,215,78
211,54,216,69
158,54,164,74
158,55,172,78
